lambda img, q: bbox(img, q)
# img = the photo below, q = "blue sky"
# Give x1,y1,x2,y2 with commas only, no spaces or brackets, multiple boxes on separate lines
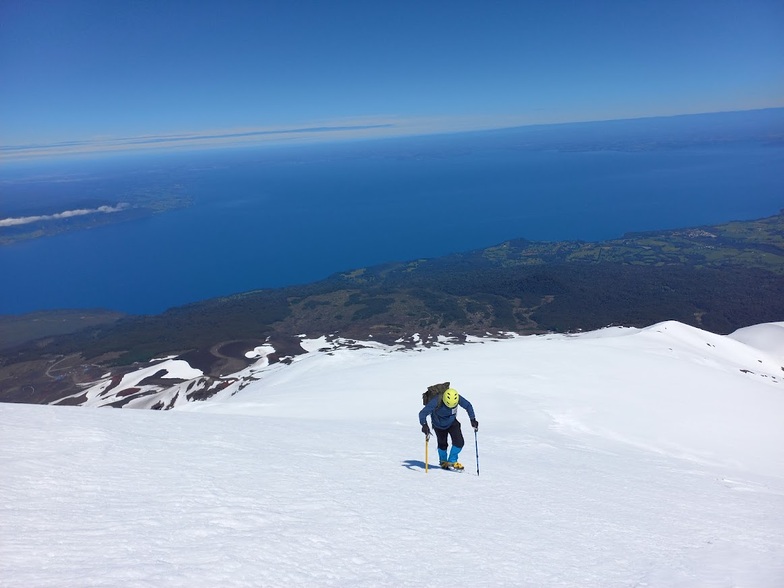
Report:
1,0,782,159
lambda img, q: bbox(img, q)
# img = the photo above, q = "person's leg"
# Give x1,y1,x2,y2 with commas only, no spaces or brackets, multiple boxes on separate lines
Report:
447,421,464,464
435,427,449,464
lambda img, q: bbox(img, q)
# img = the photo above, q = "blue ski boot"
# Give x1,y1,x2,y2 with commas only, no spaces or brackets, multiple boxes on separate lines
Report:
438,448,449,469
446,446,464,470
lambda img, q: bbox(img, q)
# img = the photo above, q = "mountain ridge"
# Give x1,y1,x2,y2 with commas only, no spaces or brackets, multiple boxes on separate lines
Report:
1,211,782,406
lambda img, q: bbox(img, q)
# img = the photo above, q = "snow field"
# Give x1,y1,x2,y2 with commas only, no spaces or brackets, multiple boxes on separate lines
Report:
2,321,783,587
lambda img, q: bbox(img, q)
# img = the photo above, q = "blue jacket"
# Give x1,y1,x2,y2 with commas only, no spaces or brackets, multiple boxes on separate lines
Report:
419,395,475,430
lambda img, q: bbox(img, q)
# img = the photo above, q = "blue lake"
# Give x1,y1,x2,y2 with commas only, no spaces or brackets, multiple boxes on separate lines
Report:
1,133,783,315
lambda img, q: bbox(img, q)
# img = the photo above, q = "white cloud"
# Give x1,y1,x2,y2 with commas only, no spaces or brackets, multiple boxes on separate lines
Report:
0,204,129,227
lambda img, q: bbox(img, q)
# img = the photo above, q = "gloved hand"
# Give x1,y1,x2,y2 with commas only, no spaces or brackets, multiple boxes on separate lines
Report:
471,419,479,431
421,423,431,436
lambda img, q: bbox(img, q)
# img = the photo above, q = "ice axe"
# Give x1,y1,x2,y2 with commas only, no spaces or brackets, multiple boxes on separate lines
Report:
425,433,430,473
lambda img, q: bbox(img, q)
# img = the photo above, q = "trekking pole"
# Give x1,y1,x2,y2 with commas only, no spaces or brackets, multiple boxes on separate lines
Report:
425,434,430,473
474,429,480,477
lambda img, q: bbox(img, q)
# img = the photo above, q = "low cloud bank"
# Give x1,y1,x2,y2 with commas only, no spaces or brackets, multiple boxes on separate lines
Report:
0,204,129,227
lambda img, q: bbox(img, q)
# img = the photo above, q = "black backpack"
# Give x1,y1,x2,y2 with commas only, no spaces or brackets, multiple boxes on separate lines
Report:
422,381,450,406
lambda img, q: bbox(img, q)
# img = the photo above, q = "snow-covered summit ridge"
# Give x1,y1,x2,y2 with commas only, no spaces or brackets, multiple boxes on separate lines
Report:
57,320,783,413
178,319,784,476
729,321,784,357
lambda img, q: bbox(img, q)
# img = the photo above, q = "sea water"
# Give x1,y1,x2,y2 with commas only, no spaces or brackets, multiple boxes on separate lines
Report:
1,133,782,314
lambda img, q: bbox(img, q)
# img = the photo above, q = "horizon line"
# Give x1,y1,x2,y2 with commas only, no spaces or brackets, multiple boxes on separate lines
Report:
2,106,782,162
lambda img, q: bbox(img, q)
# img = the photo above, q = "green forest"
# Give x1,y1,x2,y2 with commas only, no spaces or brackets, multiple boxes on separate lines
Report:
1,211,782,403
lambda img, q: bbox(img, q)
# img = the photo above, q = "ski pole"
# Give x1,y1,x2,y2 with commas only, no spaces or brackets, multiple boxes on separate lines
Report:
425,434,430,473
474,429,480,477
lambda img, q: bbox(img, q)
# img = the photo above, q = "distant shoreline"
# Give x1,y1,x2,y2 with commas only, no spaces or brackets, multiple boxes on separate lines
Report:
1,110,782,315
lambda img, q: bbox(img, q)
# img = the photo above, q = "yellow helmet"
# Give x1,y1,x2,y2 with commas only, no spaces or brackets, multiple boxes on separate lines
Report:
443,388,459,408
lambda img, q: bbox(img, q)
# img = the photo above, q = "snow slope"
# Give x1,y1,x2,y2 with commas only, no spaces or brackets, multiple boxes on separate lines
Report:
2,321,783,587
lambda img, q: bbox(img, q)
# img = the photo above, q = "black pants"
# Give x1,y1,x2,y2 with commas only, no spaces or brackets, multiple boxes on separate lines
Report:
435,420,464,451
